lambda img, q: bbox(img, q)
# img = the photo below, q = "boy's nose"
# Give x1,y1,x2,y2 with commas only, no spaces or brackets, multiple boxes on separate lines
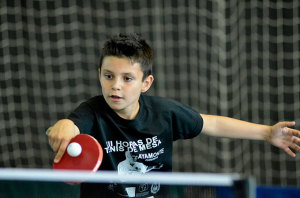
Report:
112,78,122,90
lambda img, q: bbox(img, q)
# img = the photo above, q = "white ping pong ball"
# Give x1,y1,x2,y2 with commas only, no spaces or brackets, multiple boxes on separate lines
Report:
67,142,82,157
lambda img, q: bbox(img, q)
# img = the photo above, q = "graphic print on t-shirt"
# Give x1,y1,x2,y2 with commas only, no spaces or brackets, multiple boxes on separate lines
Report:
118,151,163,175
105,136,164,197
104,135,164,161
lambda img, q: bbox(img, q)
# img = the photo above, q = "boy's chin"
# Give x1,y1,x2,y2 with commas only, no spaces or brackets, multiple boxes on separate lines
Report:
107,102,127,112
107,103,123,111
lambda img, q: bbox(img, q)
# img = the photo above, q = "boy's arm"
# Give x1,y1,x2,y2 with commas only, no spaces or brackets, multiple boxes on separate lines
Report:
47,119,80,163
200,114,300,157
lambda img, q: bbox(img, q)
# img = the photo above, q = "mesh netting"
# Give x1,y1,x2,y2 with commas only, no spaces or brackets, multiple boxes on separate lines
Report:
1,0,300,185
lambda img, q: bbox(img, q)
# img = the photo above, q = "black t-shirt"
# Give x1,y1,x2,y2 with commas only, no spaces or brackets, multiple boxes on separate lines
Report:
68,94,203,198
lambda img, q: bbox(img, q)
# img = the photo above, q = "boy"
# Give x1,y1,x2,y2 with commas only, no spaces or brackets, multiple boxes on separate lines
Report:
48,33,300,198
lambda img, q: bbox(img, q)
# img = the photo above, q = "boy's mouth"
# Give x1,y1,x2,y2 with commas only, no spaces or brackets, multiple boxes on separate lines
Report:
109,95,123,102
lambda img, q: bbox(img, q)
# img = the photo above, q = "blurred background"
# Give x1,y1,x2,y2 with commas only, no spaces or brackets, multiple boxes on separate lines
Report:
1,0,300,186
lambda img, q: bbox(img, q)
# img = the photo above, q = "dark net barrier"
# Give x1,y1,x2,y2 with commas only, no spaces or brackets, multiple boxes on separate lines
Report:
1,0,300,186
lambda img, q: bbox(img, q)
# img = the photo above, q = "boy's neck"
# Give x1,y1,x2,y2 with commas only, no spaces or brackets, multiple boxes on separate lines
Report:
115,102,140,120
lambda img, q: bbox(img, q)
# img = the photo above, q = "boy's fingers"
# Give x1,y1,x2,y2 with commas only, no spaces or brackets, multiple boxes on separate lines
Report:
54,140,70,163
282,121,296,127
285,128,300,139
51,140,61,153
290,143,300,153
278,121,295,130
46,127,53,136
290,128,300,137
284,147,296,158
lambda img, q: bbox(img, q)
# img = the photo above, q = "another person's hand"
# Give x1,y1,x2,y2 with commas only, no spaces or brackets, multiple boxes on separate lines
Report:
47,119,80,163
267,121,300,157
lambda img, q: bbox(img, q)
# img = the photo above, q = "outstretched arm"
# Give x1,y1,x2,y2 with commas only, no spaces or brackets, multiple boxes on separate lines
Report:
200,114,300,157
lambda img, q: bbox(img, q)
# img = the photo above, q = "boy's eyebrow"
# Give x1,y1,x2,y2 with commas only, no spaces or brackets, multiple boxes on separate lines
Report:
102,69,135,76
101,69,113,73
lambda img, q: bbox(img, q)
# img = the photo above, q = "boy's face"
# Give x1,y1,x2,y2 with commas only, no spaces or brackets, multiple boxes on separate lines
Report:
99,56,153,119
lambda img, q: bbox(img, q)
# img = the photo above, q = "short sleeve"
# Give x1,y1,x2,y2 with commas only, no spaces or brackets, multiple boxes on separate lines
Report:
171,101,203,141
67,102,95,134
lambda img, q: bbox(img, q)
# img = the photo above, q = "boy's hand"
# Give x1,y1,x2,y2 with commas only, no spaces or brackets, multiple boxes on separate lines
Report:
268,121,300,157
47,119,80,163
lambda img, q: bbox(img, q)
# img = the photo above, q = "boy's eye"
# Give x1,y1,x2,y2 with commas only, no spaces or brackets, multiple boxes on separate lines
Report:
104,74,113,79
125,77,133,81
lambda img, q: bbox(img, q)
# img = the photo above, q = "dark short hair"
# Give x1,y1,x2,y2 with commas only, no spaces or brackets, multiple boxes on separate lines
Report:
99,33,153,80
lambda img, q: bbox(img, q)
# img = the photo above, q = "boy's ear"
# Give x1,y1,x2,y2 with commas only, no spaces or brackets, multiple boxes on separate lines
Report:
142,75,154,93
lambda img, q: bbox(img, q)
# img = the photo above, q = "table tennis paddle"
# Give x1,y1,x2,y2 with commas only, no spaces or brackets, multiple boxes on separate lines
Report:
53,134,103,183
